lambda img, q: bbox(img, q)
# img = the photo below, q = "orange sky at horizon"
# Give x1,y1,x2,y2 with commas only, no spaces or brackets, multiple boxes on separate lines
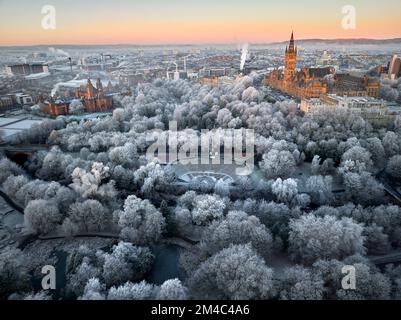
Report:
1,0,401,46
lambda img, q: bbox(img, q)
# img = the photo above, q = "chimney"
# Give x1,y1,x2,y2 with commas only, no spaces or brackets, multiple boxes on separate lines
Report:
68,57,73,73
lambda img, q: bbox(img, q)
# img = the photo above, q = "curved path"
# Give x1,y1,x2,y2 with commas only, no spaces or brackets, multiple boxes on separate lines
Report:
0,189,23,213
17,232,196,251
370,251,401,265
38,232,120,240
376,171,401,205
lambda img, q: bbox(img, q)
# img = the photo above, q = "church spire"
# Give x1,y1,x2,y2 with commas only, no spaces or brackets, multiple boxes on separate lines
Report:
96,78,103,92
288,31,295,52
86,79,95,97
284,30,297,82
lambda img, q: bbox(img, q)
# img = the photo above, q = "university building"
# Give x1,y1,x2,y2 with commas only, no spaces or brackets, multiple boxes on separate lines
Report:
388,55,401,79
300,94,399,126
41,79,114,116
265,32,380,100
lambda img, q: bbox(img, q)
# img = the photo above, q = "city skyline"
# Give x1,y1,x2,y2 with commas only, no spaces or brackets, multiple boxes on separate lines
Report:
1,0,401,46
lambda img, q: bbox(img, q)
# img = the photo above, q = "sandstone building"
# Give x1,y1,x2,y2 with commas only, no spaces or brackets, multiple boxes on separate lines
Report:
42,79,113,116
265,32,380,99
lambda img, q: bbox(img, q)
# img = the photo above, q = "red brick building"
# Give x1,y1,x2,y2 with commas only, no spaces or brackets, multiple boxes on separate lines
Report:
42,78,113,116
76,79,113,112
41,98,69,116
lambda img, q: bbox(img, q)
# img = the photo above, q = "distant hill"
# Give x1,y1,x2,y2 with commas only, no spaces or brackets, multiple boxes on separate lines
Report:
269,38,401,46
1,38,401,49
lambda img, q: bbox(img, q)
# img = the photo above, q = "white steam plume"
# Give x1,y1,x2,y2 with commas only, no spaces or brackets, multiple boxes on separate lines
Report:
51,74,79,97
48,47,70,58
51,83,60,97
240,43,249,71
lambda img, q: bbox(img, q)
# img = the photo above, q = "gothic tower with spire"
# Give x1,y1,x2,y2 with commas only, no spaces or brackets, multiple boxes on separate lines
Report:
284,31,297,82
96,79,103,94
86,79,95,97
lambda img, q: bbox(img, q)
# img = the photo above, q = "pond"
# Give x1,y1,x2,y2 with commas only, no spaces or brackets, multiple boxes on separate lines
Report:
27,241,185,299
147,244,185,285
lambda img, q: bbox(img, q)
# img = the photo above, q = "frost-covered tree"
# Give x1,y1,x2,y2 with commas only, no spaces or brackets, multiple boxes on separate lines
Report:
311,155,321,175
191,194,226,226
172,206,192,232
216,108,233,127
305,175,333,205
320,158,335,175
23,291,52,300
382,131,400,157
380,80,400,102
2,174,28,196
102,242,154,287
0,158,24,184
386,155,401,180
157,279,188,300
241,86,260,102
271,178,298,204
112,108,126,123
111,165,135,190
109,142,138,167
255,200,300,242
199,211,273,258
259,149,295,179
188,244,274,299
234,176,255,195
15,179,54,206
54,186,78,213
312,258,391,299
363,137,386,169
385,265,401,299
0,248,31,299
340,146,373,173
363,224,391,256
371,205,401,246
70,162,117,201
69,99,84,114
63,199,109,234
277,266,324,300
37,147,71,180
108,281,157,300
336,263,391,300
79,278,106,300
24,199,62,235
214,178,231,197
341,170,385,206
115,195,165,244
133,161,173,196
177,190,197,208
67,257,101,297
288,214,365,264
